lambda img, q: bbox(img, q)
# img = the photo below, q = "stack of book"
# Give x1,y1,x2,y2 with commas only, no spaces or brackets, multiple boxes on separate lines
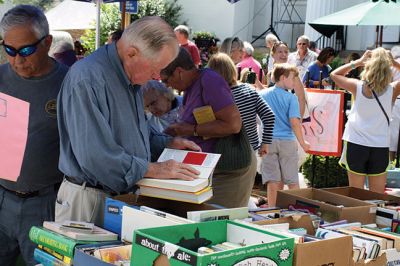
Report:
137,148,220,204
29,221,118,266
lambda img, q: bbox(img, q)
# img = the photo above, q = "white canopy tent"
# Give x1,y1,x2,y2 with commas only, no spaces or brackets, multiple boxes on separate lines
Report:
45,0,97,31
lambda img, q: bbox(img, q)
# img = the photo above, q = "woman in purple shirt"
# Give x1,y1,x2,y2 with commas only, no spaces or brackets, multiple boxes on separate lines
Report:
161,47,253,208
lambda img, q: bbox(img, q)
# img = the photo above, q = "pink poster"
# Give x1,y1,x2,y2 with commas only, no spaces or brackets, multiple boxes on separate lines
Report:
0,93,29,181
302,89,345,157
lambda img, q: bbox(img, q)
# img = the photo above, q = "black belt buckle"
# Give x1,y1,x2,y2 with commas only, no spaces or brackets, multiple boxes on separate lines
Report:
13,190,39,198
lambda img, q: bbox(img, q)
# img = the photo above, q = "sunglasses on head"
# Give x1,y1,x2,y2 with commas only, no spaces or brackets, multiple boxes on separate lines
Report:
1,35,47,57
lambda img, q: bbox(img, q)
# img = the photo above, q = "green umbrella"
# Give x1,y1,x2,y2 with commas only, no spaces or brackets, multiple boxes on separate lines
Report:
309,0,400,46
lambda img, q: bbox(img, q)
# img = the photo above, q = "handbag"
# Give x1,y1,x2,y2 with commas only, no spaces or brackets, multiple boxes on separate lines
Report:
214,125,252,171
197,70,252,171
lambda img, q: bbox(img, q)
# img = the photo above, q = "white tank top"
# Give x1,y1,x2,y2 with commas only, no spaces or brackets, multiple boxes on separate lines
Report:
343,81,393,147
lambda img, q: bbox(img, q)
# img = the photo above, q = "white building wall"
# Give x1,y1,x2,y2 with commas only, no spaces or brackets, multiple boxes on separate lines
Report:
177,0,253,44
177,0,399,51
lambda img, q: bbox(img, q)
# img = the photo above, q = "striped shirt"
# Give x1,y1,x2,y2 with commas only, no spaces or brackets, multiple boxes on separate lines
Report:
231,83,275,150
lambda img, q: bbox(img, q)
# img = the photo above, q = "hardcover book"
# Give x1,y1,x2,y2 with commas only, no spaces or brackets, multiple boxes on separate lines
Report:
137,148,220,193
43,221,118,242
34,248,69,266
29,226,94,257
139,186,213,204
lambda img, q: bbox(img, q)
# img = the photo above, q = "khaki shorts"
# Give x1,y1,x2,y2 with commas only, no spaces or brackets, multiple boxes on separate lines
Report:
261,139,299,185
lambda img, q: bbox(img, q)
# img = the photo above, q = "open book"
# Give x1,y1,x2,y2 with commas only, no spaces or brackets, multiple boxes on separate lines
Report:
137,148,221,193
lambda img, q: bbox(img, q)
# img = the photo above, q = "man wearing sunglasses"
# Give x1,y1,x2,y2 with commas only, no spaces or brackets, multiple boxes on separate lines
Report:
0,5,69,266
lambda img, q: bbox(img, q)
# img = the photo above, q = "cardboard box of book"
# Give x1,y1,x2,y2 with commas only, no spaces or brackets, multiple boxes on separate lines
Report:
253,215,354,266
104,194,220,238
73,242,130,266
322,187,400,227
276,188,376,224
323,186,400,203
132,220,295,266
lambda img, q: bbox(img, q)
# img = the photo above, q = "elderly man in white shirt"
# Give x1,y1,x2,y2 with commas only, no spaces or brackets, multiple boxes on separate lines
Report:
287,35,318,80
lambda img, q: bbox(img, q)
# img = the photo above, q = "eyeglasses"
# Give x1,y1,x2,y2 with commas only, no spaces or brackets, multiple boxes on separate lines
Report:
1,35,47,57
297,43,307,46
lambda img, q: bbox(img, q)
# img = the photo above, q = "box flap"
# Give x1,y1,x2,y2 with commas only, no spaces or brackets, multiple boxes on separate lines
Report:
295,236,353,266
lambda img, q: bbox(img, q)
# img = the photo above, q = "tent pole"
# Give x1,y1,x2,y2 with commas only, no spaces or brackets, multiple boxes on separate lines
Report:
95,0,101,50
375,26,379,48
379,25,383,47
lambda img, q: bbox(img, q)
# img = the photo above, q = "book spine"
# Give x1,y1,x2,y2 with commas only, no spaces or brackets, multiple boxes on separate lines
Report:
29,226,75,257
34,248,69,266
38,245,72,265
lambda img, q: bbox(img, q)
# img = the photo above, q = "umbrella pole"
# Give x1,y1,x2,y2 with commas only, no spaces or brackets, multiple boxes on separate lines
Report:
379,25,383,47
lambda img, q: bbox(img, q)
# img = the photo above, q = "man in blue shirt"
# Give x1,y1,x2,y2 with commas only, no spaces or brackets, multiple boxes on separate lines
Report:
56,16,200,226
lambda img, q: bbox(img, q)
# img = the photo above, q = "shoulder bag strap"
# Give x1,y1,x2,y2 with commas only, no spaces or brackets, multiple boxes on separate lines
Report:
367,83,390,126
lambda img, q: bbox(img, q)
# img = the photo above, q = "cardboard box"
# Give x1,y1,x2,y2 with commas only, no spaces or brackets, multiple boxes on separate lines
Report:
276,188,377,224
351,253,387,266
104,194,219,238
323,186,400,203
254,215,354,266
73,242,124,266
253,215,316,235
132,220,294,266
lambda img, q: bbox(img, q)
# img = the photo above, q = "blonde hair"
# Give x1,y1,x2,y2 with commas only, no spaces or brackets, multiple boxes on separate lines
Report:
207,53,237,86
361,47,392,94
240,68,250,83
272,63,299,82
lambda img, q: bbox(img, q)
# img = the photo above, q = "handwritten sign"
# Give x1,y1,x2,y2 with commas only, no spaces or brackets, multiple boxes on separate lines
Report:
302,89,344,156
0,93,29,181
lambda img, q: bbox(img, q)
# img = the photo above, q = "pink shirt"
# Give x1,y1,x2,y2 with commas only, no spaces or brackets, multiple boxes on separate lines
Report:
237,56,264,81
181,41,201,66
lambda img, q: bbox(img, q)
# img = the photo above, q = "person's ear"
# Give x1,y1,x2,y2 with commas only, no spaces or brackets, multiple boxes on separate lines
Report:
176,67,184,80
44,35,53,50
127,46,139,59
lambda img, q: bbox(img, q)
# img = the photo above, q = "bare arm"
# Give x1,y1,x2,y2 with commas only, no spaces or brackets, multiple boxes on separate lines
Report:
165,104,242,138
330,50,371,95
293,77,306,118
392,80,400,103
290,117,310,152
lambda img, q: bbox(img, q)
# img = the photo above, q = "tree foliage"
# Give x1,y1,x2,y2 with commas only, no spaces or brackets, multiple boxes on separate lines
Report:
131,0,185,28
81,0,185,54
12,0,56,11
80,3,121,54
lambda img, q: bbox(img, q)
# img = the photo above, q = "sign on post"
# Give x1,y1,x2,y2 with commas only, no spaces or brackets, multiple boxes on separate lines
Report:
120,0,138,14
302,89,345,157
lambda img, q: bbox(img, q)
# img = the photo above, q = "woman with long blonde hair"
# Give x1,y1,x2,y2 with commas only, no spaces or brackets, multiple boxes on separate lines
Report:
331,48,400,193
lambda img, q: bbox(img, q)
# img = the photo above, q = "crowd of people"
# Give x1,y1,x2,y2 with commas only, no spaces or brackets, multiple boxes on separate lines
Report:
1,4,400,265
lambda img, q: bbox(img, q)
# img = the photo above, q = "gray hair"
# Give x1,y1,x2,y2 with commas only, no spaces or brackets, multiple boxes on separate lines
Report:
297,35,310,45
243,41,254,56
142,80,175,101
220,37,243,54
265,33,278,47
0,5,49,39
174,25,190,38
49,31,74,56
121,16,178,62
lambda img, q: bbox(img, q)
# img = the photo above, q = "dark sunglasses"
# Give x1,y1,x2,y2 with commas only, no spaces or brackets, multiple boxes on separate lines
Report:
1,35,47,57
